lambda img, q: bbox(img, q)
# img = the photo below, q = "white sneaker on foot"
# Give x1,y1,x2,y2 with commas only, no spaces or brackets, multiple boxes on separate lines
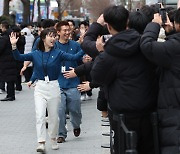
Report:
36,143,45,152
51,140,59,150
80,94,86,101
0,89,5,94
86,95,92,100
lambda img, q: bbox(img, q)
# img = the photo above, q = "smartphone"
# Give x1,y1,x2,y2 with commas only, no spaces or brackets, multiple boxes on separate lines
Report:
102,34,112,43
159,8,167,24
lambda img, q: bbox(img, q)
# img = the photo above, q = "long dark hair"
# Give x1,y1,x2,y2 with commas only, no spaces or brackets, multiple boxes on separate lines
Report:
38,28,57,52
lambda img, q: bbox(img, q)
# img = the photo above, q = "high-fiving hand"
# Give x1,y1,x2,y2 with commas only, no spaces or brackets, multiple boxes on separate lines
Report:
9,32,19,45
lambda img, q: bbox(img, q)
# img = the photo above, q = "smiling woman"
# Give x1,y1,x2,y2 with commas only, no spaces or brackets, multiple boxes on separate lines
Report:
9,27,84,153
38,28,57,52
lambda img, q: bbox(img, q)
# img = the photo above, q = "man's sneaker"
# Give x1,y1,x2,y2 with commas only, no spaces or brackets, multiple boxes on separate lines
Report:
73,128,81,137
46,117,48,129
57,137,65,143
66,114,70,119
36,143,45,152
51,139,59,150
0,89,5,94
65,124,68,131
80,94,86,101
86,95,92,100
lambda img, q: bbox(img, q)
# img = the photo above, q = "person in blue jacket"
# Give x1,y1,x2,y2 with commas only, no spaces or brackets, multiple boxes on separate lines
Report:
9,28,83,153
55,21,83,143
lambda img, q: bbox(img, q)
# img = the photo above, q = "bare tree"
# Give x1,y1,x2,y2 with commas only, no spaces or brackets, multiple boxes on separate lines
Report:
3,0,11,16
140,0,146,7
127,0,132,10
56,0,73,20
69,0,82,17
120,0,126,6
44,0,50,19
37,0,41,22
85,0,114,21
31,0,35,22
21,0,30,23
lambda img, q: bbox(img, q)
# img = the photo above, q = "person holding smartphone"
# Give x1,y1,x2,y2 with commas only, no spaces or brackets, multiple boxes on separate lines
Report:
140,9,180,154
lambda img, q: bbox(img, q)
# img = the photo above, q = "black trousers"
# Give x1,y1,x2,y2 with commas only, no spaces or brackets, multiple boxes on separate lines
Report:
0,81,5,91
7,81,15,98
16,74,22,91
108,109,155,154
24,67,33,82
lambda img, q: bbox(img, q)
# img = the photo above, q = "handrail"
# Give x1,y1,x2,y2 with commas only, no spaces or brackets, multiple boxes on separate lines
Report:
113,114,138,154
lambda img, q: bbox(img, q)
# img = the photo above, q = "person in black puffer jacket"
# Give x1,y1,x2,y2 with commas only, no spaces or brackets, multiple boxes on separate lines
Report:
140,9,180,154
11,25,26,91
91,5,158,154
0,21,17,101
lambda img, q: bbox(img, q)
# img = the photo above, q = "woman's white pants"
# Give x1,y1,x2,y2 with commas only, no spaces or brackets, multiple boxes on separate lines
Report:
34,80,60,143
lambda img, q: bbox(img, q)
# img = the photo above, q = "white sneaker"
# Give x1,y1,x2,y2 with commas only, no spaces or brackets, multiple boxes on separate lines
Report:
51,140,59,150
80,94,86,101
65,123,68,131
0,89,5,94
36,143,45,152
86,95,92,100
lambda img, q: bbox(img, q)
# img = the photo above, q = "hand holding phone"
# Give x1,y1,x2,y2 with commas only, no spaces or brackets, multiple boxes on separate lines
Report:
159,8,167,24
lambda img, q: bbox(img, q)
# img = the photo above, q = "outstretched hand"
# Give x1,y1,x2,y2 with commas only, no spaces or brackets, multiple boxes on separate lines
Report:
9,32,19,45
20,66,27,75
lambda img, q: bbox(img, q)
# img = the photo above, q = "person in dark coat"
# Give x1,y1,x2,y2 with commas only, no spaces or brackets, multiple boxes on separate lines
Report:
140,9,180,154
12,25,26,91
91,5,158,154
0,21,17,101
80,16,109,114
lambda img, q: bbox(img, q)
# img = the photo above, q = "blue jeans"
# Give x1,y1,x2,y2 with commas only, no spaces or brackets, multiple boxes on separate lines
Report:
58,88,82,138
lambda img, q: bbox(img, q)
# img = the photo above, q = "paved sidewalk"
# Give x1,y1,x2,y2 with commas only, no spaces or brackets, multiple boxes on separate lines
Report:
0,85,109,154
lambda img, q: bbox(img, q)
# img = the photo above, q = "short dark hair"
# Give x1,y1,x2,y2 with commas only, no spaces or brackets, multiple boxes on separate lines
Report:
67,20,75,26
38,28,57,52
11,25,21,33
56,21,69,31
174,8,180,24
79,20,89,27
128,11,149,34
20,22,28,29
1,21,10,30
103,5,129,32
166,7,177,23
140,5,155,22
41,19,55,29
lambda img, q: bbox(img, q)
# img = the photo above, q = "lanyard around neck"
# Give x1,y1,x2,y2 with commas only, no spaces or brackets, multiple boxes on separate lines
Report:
42,51,51,76
62,41,69,66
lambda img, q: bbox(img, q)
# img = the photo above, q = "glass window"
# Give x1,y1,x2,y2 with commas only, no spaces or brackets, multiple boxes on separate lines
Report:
165,0,178,4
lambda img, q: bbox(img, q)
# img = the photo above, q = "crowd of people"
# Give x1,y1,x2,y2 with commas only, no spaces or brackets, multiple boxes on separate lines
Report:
1,1,180,154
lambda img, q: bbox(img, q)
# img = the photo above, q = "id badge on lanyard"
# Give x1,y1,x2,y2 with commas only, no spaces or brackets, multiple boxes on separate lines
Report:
45,76,49,83
61,66,66,73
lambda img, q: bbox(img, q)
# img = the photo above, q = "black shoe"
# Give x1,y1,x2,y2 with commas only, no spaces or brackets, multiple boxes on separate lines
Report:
0,97,15,101
46,122,48,129
57,137,65,143
15,88,22,91
73,128,81,137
